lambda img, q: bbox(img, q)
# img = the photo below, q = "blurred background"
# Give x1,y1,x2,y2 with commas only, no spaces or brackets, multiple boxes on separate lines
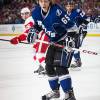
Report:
0,0,99,24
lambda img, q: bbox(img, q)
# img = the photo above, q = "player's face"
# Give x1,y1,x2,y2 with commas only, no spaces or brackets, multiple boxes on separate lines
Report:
21,12,30,20
39,0,50,12
65,4,74,13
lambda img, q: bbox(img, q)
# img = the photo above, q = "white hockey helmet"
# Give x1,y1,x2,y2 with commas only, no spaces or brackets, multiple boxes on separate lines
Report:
21,7,30,14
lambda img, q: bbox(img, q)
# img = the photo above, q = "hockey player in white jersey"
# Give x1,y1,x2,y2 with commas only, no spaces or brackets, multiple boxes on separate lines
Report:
10,7,35,44
10,7,49,75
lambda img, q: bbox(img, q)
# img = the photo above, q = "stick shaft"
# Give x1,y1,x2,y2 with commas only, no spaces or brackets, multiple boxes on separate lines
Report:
0,38,99,56
0,38,29,44
35,39,99,56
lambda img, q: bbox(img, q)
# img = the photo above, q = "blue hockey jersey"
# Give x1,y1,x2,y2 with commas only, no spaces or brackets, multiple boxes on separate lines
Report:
66,8,88,26
32,4,75,42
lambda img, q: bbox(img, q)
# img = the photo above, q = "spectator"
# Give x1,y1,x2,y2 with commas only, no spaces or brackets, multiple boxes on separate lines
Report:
0,0,99,24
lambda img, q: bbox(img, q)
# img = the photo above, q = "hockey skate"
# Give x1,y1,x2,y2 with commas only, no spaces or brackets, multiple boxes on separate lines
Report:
42,90,60,100
70,60,82,70
63,89,76,100
34,65,46,75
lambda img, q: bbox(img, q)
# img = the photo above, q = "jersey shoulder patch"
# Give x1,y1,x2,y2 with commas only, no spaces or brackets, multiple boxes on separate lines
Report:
76,9,81,13
56,9,62,16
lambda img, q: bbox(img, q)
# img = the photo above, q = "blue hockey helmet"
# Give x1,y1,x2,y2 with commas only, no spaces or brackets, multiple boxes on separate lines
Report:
36,0,56,5
64,0,75,6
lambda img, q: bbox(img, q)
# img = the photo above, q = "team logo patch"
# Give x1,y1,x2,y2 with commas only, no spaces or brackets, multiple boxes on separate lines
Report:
50,32,55,37
76,9,81,13
56,9,62,16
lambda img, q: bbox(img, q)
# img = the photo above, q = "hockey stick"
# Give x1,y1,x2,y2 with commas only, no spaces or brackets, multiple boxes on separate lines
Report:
35,39,99,56
1,38,99,55
0,38,29,44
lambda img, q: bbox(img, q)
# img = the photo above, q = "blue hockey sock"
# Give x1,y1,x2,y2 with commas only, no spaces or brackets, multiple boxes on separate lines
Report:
48,76,59,90
59,74,72,92
74,51,81,61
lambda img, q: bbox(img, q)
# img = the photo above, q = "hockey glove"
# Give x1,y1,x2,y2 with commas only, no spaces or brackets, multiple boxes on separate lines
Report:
27,28,38,43
10,37,19,44
79,24,87,38
65,37,75,52
75,16,89,26
67,37,75,48
10,34,27,45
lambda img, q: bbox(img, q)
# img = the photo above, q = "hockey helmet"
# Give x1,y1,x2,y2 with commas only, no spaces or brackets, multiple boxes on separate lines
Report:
21,7,30,14
64,0,75,6
37,0,56,5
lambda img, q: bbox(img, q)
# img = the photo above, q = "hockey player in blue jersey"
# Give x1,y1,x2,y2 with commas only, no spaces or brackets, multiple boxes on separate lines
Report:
32,0,76,100
63,0,88,68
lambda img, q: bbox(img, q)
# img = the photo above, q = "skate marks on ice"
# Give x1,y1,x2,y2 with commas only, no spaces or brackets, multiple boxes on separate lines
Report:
0,37,100,100
78,95,100,100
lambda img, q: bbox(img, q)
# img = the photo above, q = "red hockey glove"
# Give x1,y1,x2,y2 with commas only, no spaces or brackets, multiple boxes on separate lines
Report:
18,34,27,41
10,34,27,45
10,37,19,45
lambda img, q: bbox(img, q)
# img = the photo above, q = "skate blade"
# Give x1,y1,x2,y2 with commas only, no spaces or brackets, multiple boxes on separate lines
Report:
51,98,62,100
69,67,81,71
32,72,47,78
42,96,61,100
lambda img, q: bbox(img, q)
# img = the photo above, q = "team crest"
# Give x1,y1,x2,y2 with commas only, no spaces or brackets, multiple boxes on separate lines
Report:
56,9,62,16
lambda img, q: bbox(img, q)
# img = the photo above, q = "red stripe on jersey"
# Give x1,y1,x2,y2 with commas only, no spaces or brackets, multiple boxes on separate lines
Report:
33,31,49,53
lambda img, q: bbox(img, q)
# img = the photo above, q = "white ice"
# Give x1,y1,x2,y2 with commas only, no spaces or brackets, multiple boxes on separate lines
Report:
0,36,100,100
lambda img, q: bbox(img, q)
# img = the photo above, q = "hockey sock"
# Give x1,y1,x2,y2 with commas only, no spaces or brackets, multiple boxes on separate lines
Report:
73,51,81,61
59,74,72,92
48,76,59,90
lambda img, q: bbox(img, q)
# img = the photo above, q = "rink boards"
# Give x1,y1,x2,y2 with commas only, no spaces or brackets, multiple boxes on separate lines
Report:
0,22,100,36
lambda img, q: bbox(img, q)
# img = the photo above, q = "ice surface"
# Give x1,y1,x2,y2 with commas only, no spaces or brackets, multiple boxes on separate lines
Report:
0,36,100,100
